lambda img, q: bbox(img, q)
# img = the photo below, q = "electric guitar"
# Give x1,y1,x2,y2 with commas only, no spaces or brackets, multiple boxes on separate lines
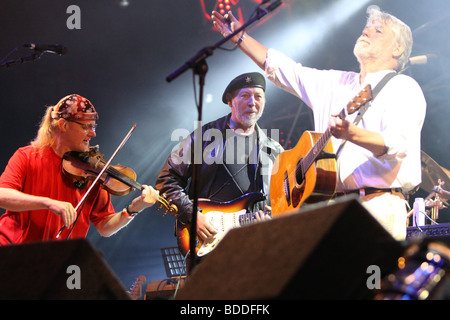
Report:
270,85,373,216
176,192,269,257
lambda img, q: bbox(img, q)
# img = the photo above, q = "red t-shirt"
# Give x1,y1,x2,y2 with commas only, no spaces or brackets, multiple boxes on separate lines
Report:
0,146,115,244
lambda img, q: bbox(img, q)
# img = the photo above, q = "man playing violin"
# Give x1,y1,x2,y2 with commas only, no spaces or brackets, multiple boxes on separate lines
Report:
0,94,159,245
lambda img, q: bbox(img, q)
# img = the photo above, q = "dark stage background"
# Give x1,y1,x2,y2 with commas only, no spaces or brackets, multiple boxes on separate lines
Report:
1,0,449,290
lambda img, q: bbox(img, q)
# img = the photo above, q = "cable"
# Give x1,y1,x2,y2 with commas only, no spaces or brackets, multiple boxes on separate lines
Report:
172,251,189,299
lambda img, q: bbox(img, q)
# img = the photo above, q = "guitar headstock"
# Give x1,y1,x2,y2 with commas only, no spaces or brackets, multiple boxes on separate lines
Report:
347,84,373,115
128,275,146,300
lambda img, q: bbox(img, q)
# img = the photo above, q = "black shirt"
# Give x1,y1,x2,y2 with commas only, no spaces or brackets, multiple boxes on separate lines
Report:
209,130,259,202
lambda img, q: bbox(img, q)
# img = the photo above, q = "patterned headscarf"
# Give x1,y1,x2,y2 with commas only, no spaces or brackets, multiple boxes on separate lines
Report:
51,94,98,120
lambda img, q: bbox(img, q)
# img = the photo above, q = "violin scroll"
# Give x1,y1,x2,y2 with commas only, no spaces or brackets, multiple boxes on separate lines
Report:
158,193,178,216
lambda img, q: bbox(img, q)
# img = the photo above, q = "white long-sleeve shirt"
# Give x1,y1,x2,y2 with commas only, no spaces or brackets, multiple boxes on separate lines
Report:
265,48,426,193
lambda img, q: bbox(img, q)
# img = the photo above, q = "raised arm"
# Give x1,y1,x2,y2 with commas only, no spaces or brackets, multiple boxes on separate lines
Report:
211,10,268,70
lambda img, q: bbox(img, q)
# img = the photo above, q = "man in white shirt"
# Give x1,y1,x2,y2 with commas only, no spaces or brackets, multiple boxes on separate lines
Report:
211,6,426,240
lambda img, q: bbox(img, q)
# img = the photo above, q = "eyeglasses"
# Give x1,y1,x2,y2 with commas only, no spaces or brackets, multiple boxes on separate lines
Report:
67,120,97,132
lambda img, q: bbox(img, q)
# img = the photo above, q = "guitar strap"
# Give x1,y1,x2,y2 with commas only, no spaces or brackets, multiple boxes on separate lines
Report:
336,71,397,157
208,128,262,202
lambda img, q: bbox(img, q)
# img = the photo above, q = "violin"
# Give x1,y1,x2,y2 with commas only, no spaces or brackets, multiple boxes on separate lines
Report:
61,146,177,215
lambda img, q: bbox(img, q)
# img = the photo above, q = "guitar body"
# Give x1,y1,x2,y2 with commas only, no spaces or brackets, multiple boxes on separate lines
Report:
176,192,266,256
270,131,337,216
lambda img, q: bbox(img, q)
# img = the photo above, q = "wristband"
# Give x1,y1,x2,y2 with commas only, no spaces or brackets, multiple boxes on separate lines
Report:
236,33,247,47
122,205,139,218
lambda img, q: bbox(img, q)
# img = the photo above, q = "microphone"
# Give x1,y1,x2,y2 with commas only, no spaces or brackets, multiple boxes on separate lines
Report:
409,54,437,65
24,43,68,55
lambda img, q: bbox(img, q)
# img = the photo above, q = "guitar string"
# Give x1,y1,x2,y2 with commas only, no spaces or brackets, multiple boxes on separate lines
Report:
281,89,371,186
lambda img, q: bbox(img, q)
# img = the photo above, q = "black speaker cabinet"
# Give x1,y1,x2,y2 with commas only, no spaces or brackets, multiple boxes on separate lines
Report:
175,197,405,300
0,238,130,300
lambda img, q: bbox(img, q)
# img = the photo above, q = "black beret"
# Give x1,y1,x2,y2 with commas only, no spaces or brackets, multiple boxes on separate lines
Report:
222,72,266,104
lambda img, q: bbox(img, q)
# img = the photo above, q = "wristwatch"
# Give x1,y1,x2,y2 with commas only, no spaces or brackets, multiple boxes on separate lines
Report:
123,205,139,217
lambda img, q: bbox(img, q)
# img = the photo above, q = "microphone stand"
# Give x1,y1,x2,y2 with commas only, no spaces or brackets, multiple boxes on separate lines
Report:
0,51,43,69
166,0,282,83
1,43,66,69
165,0,282,273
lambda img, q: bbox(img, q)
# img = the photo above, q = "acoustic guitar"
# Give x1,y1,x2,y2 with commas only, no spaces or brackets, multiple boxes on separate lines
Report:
270,85,373,216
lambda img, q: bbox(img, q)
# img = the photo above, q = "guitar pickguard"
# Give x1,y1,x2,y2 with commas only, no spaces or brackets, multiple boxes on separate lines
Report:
176,192,267,256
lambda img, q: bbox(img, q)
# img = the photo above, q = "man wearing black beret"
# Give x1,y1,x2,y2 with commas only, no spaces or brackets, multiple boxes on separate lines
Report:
156,72,283,272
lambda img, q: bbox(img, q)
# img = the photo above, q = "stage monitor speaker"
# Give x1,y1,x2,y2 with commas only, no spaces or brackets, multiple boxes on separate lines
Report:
0,238,130,300
175,197,406,300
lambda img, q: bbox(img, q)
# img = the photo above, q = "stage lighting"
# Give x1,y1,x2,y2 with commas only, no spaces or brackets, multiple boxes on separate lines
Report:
200,0,271,25
119,0,130,7
218,0,232,15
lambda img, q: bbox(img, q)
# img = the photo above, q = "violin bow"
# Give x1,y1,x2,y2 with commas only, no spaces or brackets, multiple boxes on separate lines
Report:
57,124,137,239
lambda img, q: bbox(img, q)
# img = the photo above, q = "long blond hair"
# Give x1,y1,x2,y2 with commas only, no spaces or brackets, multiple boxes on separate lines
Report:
30,94,98,153
30,106,60,152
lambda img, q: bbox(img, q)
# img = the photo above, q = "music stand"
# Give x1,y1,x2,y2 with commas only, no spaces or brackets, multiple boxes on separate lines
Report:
161,247,186,278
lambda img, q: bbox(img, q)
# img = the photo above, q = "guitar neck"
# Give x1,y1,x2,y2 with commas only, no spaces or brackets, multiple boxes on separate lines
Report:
301,109,343,176
239,210,271,226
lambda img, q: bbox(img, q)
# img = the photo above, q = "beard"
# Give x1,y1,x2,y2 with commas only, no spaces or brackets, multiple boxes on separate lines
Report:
353,39,370,62
239,109,262,129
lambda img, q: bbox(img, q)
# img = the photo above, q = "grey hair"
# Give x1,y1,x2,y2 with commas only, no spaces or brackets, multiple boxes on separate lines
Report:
366,5,413,70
